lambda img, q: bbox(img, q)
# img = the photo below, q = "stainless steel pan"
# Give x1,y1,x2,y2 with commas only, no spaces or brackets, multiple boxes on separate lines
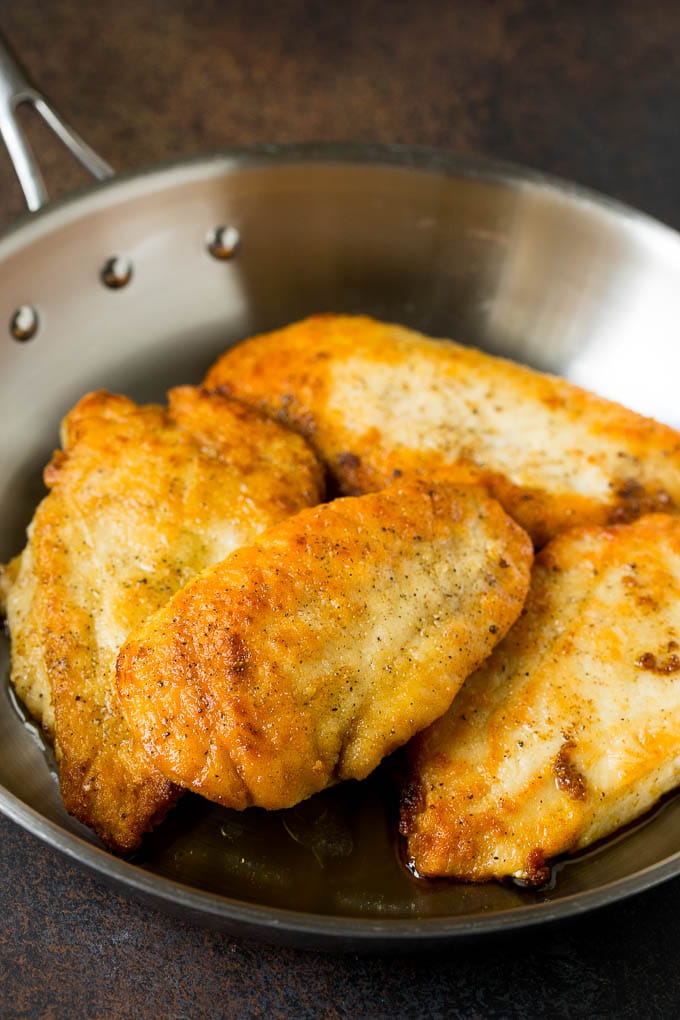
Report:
3,36,680,951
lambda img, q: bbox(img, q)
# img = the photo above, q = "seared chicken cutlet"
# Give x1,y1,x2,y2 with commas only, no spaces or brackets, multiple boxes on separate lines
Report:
205,314,680,546
400,514,680,884
117,477,532,810
0,387,323,851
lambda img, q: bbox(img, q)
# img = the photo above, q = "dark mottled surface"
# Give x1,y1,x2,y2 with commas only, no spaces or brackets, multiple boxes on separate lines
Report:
2,0,680,1016
0,0,680,228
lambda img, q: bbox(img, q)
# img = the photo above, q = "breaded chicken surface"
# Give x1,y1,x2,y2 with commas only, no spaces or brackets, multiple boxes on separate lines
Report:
205,314,680,546
117,477,532,811
400,514,680,884
0,387,323,851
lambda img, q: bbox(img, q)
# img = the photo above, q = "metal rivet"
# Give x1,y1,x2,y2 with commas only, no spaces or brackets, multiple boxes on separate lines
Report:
207,225,240,260
10,304,39,341
101,255,133,289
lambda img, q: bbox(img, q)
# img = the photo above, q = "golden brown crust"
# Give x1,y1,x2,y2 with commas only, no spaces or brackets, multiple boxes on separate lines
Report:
205,314,680,546
2,386,324,851
0,557,17,613
400,513,680,883
117,476,533,810
1,548,55,737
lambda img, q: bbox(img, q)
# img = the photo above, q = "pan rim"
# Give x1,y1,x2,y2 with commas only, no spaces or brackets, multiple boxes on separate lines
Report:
3,140,680,948
0,140,678,252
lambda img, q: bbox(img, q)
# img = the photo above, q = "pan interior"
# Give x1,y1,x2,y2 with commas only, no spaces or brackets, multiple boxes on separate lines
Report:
2,148,680,934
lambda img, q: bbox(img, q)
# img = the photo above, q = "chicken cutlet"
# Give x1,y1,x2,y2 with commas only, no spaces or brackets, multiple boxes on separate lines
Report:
116,477,532,811
399,513,680,884
0,386,323,851
205,314,680,547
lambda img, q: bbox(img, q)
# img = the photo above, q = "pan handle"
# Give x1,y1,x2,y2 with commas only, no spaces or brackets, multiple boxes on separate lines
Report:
0,33,113,212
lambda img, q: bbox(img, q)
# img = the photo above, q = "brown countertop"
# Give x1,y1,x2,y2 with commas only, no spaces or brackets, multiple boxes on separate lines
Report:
2,1,680,1016
1,0,679,228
